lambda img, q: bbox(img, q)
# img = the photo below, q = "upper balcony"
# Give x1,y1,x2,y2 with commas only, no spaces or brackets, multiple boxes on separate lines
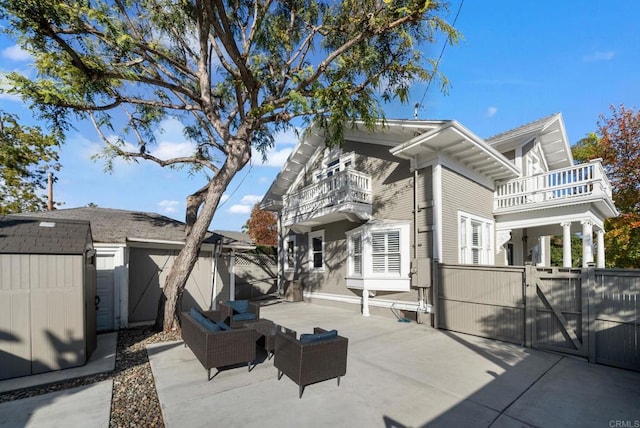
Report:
494,159,617,218
282,168,372,230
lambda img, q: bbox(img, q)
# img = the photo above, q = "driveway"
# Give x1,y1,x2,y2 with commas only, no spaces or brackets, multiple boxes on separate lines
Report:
148,302,640,427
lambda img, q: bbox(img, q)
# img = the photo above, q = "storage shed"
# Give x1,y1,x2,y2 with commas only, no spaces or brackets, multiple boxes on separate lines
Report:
0,216,97,380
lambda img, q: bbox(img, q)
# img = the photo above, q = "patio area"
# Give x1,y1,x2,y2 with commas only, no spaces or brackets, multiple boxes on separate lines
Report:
148,301,640,427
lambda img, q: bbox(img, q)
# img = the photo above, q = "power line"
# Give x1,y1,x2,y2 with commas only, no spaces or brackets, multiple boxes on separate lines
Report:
416,0,465,118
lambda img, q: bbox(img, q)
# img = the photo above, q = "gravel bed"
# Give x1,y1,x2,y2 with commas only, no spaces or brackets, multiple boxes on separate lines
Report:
0,327,181,427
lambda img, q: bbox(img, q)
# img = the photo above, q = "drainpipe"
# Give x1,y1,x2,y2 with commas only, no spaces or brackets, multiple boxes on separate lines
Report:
209,237,223,310
414,163,426,323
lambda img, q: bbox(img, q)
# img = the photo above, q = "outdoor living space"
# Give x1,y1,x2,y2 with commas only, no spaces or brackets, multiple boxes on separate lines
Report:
149,301,640,427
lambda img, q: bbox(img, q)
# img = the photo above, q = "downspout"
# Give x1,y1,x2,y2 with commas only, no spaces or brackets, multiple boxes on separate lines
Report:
209,236,223,310
277,212,283,296
414,162,426,324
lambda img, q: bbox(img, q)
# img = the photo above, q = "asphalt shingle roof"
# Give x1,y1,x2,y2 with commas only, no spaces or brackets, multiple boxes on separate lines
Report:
0,216,92,255
12,207,254,249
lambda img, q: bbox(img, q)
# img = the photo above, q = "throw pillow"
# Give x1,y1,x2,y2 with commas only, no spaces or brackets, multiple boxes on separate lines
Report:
232,312,257,322
189,308,220,332
299,329,338,344
226,300,249,314
216,321,231,330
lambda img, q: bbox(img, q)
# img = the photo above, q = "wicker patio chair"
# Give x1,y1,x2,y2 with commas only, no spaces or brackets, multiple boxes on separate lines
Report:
181,310,257,380
274,327,348,398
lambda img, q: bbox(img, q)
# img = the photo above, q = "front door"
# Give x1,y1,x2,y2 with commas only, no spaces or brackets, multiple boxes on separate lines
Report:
96,254,116,331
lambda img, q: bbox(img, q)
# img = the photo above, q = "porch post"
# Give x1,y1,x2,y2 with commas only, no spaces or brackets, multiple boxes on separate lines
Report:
581,220,594,267
561,222,572,268
362,288,370,317
596,228,605,268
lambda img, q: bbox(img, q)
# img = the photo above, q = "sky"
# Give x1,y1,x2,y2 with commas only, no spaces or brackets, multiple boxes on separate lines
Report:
1,0,639,232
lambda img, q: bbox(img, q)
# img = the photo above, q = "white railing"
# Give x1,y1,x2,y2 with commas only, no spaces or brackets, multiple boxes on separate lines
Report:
282,168,372,222
494,160,613,211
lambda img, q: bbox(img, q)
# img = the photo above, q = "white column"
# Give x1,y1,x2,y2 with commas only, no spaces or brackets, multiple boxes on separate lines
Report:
561,222,572,268
597,229,605,268
362,289,370,317
581,220,593,267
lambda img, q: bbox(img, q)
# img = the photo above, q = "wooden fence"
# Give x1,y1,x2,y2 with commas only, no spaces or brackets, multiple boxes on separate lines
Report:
434,263,639,371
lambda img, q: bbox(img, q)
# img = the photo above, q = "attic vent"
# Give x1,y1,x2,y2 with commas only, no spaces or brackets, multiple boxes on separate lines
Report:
39,222,56,228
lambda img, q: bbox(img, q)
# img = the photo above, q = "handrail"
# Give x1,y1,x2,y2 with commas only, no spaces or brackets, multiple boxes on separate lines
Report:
494,160,613,210
283,168,372,220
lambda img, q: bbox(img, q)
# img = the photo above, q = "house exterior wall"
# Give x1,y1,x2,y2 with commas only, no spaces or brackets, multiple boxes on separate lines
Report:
0,254,88,380
440,166,495,264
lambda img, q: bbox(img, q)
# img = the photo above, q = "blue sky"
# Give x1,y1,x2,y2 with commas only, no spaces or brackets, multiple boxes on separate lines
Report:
1,1,639,231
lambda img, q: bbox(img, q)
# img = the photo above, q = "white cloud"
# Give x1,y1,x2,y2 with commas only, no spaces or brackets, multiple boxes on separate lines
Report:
1,45,32,62
583,51,615,62
229,204,252,214
220,194,230,204
486,106,498,118
253,128,300,168
151,141,195,159
158,199,180,213
240,194,263,205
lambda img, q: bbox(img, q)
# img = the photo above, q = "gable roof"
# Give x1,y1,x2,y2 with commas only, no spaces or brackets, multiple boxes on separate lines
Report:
12,207,254,250
260,120,449,210
0,216,92,255
390,120,520,182
486,113,573,170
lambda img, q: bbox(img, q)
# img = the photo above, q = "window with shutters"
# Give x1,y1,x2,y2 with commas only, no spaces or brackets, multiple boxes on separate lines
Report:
459,212,494,265
372,231,401,274
348,232,362,276
345,220,410,292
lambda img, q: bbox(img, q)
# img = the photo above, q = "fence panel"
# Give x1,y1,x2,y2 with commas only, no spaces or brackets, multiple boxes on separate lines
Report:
232,253,277,300
593,269,640,371
436,264,526,345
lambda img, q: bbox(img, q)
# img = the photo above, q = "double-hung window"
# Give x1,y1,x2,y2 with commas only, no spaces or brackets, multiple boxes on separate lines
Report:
284,236,296,271
459,212,494,265
309,230,325,271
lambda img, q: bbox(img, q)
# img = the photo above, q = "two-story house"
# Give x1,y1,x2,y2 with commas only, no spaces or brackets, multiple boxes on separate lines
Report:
260,113,618,317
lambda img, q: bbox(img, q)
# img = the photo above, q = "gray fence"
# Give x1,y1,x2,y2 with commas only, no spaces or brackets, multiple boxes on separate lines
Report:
434,263,639,372
231,253,277,300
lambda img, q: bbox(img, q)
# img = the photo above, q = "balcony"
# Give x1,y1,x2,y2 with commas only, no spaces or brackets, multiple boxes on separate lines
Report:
494,160,617,217
282,168,372,230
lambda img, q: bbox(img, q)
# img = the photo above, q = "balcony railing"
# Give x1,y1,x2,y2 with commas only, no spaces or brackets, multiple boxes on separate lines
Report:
494,160,613,212
282,168,372,224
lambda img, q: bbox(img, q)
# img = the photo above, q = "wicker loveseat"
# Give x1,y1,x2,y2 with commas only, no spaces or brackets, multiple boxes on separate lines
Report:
274,327,348,398
181,309,257,380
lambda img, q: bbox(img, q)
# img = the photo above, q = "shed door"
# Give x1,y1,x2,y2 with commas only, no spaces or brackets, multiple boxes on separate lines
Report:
96,254,116,332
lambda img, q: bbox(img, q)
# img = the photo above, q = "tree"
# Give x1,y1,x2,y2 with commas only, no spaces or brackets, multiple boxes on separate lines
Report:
0,111,61,214
246,203,277,246
572,104,640,268
1,0,458,330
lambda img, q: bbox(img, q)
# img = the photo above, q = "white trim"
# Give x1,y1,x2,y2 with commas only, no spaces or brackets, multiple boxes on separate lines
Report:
303,291,430,313
458,211,495,265
433,163,443,261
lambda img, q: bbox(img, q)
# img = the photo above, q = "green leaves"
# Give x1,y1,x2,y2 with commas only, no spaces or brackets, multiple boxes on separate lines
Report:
0,111,62,214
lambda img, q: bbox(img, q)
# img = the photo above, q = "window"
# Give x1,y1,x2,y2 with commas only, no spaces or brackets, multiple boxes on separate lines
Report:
285,236,296,271
349,233,362,276
309,230,324,271
459,212,494,265
372,231,401,274
345,220,410,292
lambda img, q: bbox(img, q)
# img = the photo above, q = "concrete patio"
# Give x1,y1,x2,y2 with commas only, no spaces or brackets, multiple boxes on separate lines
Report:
1,301,638,427
148,301,640,427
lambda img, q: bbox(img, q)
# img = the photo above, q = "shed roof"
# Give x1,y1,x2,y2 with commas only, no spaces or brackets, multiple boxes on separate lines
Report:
0,216,92,255
12,207,254,250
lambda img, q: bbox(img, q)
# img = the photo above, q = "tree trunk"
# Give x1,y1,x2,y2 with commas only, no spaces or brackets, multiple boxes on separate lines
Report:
158,138,251,331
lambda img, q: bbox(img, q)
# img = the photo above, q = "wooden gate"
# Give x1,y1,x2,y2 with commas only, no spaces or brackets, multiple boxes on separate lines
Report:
526,267,588,357
435,263,639,371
